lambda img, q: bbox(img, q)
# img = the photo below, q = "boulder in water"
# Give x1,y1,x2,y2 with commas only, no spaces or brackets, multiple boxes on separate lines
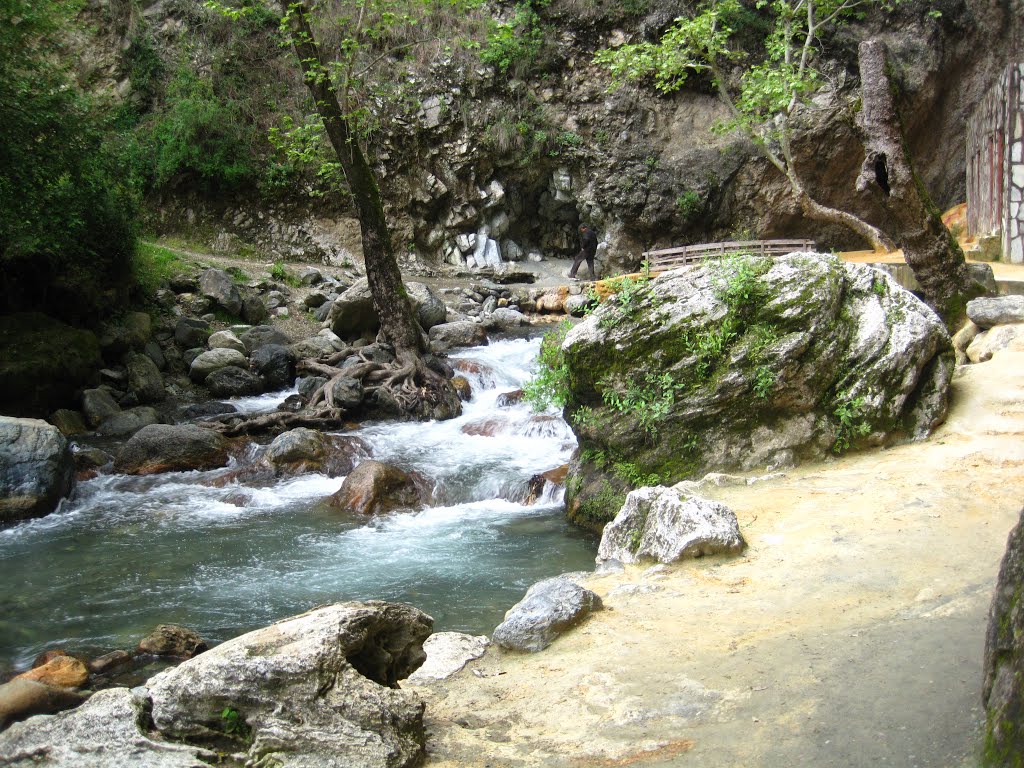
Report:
0,417,75,524
137,624,208,659
428,321,488,353
0,678,88,732
113,424,230,475
329,460,430,515
15,654,89,689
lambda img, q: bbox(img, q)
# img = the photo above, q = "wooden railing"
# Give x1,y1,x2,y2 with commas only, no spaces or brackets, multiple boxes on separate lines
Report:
642,239,817,271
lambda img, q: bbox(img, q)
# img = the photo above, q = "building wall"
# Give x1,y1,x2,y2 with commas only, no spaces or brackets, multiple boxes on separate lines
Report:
967,64,1024,264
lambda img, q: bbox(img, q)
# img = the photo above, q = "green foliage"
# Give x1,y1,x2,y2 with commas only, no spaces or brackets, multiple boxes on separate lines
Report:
134,243,189,295
832,396,871,453
523,319,573,411
265,114,347,197
137,67,260,193
599,272,654,327
600,370,683,437
480,3,545,76
0,0,139,323
675,189,703,220
220,706,252,742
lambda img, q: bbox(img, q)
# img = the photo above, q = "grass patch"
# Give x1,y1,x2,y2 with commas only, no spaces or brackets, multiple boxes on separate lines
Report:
134,241,190,294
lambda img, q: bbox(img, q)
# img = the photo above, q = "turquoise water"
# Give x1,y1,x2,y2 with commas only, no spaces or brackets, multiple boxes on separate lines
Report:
0,338,596,671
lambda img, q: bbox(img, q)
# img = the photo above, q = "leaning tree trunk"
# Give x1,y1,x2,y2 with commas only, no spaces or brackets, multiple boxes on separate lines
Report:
278,0,425,358
855,38,980,325
273,1,459,423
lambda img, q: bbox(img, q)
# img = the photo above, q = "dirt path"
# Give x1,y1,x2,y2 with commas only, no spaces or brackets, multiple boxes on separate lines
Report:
417,347,1024,767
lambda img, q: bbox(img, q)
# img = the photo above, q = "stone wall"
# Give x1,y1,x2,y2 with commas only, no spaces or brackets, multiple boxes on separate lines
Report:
967,64,1024,264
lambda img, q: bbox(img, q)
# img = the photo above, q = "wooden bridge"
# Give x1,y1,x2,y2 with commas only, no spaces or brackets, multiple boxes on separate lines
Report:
642,239,817,271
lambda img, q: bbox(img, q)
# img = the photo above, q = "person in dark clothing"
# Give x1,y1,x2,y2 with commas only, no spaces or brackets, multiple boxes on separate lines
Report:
569,224,598,280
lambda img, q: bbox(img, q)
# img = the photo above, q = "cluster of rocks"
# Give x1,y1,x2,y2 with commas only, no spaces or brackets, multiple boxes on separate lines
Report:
0,623,206,730
0,603,434,768
953,294,1024,364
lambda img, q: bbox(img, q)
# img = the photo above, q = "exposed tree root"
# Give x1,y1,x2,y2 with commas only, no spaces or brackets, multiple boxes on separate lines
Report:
199,349,461,438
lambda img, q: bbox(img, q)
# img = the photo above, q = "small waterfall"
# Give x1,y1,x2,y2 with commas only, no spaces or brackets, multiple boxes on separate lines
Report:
0,337,596,670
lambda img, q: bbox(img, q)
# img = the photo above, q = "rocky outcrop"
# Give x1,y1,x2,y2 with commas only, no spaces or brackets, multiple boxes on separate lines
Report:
492,577,602,653
0,417,75,524
597,486,746,565
561,254,952,526
113,424,230,475
983,506,1024,766
330,460,431,515
146,602,432,768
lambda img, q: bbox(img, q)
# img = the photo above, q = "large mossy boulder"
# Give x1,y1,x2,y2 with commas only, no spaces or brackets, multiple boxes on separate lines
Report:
561,253,952,529
0,313,101,417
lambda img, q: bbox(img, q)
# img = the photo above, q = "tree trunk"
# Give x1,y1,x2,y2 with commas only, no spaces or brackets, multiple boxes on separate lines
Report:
277,0,425,356
855,38,980,324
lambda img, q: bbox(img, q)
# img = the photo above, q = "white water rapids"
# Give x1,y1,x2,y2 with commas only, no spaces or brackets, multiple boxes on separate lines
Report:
0,337,597,671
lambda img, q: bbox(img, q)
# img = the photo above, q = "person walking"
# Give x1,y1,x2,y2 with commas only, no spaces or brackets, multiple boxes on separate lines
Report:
568,224,598,281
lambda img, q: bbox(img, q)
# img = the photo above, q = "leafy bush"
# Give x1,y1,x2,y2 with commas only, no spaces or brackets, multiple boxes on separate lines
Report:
524,319,573,411
0,0,138,323
480,3,545,76
135,67,260,193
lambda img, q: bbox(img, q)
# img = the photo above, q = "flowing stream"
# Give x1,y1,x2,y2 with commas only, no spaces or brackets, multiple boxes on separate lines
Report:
0,337,597,671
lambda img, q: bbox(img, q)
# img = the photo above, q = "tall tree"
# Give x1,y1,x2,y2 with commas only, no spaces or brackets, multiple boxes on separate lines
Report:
210,0,462,428
596,0,980,324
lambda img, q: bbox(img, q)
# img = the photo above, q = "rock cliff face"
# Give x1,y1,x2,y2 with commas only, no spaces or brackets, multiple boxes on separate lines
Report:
559,253,952,529
78,0,1023,272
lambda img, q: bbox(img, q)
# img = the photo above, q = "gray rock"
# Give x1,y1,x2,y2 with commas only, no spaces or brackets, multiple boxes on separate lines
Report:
189,348,248,383
483,307,526,330
299,266,325,286
241,293,269,325
0,687,211,767
328,376,364,409
143,340,166,371
113,424,229,475
250,344,294,390
207,329,247,354
405,632,489,684
98,312,151,358
298,375,328,401
305,291,330,308
966,323,1024,363
0,417,74,524
199,268,242,316
146,602,432,768
597,486,746,564
48,409,87,438
983,506,1024,764
407,282,447,329
262,428,366,477
240,325,291,353
428,321,488,353
205,366,263,397
290,335,338,359
564,293,595,317
80,388,121,428
492,577,603,653
138,624,207,658
95,406,159,438
126,351,166,404
327,279,379,340
173,317,211,349
967,295,1024,329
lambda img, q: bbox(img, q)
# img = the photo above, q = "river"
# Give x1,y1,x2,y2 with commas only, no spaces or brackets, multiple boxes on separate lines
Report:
0,337,597,672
